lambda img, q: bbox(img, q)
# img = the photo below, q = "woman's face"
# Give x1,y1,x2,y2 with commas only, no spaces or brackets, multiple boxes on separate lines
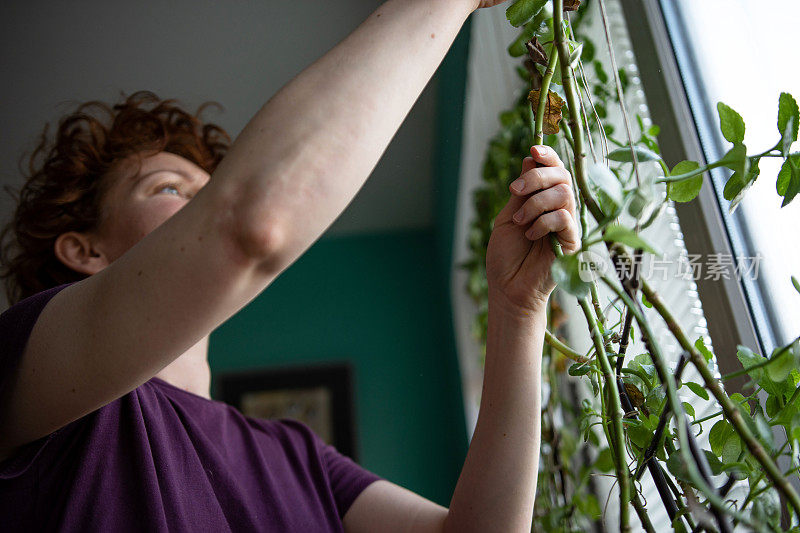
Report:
91,151,211,263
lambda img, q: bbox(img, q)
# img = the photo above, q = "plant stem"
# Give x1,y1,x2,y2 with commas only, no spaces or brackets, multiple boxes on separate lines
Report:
721,335,799,381
545,328,587,363
631,492,656,533
656,159,729,183
691,409,723,426
684,419,733,533
553,0,604,223
579,296,631,532
550,235,630,531
617,377,681,526
639,279,800,521
533,42,559,145
634,353,688,481
616,310,634,375
590,282,606,327
601,275,767,531
554,4,632,528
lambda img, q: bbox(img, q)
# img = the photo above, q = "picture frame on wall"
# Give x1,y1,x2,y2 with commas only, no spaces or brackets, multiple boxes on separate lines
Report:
214,363,358,460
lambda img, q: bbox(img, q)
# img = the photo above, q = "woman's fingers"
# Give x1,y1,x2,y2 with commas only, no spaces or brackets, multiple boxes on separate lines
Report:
530,144,565,168
524,209,579,250
509,165,571,196
511,183,574,226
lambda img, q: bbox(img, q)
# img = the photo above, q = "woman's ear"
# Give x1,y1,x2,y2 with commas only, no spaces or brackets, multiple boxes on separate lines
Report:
53,231,110,275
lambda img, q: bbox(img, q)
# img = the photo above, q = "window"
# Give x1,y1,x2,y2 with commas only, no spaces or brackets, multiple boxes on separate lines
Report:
667,0,800,352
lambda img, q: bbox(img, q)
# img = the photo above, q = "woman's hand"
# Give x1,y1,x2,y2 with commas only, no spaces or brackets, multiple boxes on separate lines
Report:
485,145,580,314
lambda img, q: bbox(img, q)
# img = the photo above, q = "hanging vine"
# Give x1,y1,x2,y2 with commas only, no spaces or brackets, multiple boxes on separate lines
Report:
463,0,800,530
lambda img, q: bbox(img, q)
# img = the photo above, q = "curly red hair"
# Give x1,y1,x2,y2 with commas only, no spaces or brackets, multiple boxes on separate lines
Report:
0,90,231,305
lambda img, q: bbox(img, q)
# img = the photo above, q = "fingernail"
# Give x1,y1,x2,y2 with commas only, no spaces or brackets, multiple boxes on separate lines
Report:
533,145,545,157
513,209,524,223
511,178,525,193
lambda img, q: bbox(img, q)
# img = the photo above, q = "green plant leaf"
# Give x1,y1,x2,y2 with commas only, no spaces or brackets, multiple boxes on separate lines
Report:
666,451,692,483
568,42,583,68
506,0,548,27
594,60,608,84
607,145,662,163
773,402,800,434
736,345,763,383
686,382,709,401
588,163,623,207
781,116,796,157
507,20,540,57
793,275,800,295
704,450,725,476
721,432,743,464
766,395,780,419
551,253,591,299
667,160,702,202
695,338,714,363
627,423,652,449
709,419,735,457
780,155,800,207
595,447,614,472
569,362,592,376
778,158,793,195
720,143,748,173
717,101,746,144
602,224,659,255
682,402,695,418
766,345,794,383
755,414,774,450
575,493,602,519
644,387,665,416
778,92,799,154
727,157,760,212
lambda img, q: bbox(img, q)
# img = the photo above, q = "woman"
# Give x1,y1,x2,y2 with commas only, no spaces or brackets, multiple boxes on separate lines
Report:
0,0,579,531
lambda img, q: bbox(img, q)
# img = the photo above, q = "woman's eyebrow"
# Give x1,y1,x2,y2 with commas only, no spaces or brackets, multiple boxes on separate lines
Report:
130,168,195,188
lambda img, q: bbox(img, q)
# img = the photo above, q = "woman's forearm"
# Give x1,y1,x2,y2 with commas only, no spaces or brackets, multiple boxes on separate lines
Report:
208,0,475,268
444,289,545,532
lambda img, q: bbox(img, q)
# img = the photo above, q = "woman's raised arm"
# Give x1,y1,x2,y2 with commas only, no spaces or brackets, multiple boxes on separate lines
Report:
0,0,488,459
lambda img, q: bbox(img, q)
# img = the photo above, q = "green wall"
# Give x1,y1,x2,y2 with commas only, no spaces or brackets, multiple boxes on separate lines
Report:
209,229,467,505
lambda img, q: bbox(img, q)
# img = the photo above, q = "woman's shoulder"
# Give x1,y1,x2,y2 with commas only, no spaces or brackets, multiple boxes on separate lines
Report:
0,282,76,335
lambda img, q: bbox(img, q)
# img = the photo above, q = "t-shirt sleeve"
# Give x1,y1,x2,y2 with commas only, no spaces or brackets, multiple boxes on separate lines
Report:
0,282,75,479
277,418,383,518
316,436,383,518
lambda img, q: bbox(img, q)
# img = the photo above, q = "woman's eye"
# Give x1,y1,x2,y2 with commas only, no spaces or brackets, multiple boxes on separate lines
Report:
157,184,181,196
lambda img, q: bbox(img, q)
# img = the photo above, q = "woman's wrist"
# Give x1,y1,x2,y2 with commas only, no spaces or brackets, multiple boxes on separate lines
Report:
487,286,549,325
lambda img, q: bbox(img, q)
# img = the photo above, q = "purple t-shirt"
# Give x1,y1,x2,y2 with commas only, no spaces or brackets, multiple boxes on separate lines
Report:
0,283,381,532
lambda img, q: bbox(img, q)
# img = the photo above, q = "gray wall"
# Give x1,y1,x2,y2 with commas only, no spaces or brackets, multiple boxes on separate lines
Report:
0,0,437,248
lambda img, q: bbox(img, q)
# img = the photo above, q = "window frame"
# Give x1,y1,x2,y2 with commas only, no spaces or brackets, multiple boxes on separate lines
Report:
620,0,764,392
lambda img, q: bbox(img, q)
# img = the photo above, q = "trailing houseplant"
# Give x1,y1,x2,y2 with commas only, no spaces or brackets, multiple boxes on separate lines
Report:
463,0,800,530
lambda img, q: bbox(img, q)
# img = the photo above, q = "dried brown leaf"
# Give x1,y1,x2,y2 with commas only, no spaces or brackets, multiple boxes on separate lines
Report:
526,37,548,67
624,382,645,409
528,89,566,135
563,0,581,11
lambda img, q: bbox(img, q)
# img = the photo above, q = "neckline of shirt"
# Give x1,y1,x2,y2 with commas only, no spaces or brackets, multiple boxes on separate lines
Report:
148,375,221,404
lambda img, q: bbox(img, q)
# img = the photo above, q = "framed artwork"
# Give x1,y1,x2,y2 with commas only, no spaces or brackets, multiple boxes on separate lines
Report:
214,362,358,460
